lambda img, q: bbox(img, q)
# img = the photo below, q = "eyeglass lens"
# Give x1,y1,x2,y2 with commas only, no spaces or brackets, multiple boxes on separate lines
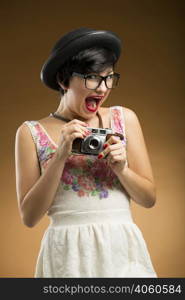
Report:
85,74,119,90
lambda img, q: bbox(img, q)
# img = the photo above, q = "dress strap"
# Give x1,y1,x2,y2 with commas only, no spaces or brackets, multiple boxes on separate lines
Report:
24,121,42,172
24,121,56,171
24,120,52,146
24,120,40,145
110,106,127,146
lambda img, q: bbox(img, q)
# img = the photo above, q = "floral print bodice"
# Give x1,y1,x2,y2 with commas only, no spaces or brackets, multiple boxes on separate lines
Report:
25,106,128,200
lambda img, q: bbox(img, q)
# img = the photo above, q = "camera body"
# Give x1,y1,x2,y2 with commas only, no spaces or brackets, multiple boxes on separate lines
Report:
72,127,124,155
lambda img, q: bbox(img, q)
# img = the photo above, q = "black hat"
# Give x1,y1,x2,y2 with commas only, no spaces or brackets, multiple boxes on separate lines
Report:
40,27,122,91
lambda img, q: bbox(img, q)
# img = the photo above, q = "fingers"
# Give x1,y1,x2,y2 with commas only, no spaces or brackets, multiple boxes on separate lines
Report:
106,135,122,145
57,119,90,160
107,154,125,164
98,139,126,165
105,147,124,160
64,119,90,137
104,142,122,151
61,122,91,141
99,140,124,157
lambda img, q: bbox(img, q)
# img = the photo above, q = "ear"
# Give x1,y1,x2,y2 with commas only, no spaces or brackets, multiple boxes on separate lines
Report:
56,73,68,92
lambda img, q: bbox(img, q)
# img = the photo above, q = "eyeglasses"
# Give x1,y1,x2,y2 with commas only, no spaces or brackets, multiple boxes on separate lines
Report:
72,72,120,90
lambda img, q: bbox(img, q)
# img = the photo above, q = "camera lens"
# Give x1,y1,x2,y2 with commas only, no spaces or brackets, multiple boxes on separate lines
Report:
89,138,99,149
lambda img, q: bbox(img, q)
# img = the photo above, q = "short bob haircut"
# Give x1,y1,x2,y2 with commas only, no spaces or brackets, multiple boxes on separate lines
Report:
57,47,117,95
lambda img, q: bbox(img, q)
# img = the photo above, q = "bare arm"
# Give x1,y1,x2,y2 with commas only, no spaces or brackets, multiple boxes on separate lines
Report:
99,107,156,208
117,108,156,208
15,123,65,227
15,120,89,227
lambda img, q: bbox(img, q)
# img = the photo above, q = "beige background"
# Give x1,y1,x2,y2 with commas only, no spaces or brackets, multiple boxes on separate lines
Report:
0,0,184,277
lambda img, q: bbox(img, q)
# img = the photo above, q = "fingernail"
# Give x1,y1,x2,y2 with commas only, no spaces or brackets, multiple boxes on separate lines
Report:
98,154,103,159
103,143,108,149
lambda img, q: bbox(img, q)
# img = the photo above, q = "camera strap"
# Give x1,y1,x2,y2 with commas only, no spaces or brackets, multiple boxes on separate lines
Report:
50,112,71,122
97,111,103,128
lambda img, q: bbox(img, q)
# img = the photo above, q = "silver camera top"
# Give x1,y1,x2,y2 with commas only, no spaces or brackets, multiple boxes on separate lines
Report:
86,127,113,135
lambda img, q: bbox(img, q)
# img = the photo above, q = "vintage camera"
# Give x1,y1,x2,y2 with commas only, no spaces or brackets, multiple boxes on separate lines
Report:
72,127,124,155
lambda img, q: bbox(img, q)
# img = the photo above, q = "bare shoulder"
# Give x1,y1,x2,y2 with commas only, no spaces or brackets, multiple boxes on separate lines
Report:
121,106,145,146
15,122,37,161
121,106,144,137
121,106,155,183
122,106,140,125
16,122,33,142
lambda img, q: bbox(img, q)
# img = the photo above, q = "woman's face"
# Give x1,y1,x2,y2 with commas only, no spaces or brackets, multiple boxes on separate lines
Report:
63,67,113,119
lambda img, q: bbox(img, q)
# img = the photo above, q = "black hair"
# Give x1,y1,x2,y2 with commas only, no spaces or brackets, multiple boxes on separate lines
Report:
57,47,117,95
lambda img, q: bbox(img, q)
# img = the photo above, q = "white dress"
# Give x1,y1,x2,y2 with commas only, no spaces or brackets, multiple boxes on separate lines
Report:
25,106,157,278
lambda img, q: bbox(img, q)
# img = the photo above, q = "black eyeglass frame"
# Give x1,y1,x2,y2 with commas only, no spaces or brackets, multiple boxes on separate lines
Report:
72,72,120,90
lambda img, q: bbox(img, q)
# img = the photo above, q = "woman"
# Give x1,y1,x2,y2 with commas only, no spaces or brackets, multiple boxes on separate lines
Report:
15,28,157,277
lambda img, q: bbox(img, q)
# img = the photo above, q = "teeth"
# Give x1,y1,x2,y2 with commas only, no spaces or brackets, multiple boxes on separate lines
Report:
87,99,97,107
85,97,98,110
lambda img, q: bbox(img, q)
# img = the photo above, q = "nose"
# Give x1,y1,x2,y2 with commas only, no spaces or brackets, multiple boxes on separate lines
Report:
95,79,108,93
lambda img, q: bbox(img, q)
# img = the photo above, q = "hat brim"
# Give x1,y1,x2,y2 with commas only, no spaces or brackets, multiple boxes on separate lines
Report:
41,30,122,91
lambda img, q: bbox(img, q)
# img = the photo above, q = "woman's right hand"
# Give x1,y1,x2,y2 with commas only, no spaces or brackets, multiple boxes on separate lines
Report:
56,119,90,161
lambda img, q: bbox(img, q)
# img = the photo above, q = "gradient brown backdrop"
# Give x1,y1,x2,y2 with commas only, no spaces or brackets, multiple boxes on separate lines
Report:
0,0,184,277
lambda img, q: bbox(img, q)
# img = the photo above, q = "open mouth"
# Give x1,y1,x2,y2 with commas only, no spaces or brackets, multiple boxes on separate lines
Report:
85,96,104,112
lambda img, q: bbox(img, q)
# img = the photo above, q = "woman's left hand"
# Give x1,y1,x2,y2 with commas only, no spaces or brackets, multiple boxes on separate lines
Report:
98,135,127,174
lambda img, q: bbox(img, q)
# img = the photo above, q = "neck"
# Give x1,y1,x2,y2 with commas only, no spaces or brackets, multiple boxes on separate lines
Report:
56,96,97,122
55,96,103,127
55,96,84,121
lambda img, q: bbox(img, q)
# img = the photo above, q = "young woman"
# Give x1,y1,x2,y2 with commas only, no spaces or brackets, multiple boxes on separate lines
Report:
15,28,157,277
